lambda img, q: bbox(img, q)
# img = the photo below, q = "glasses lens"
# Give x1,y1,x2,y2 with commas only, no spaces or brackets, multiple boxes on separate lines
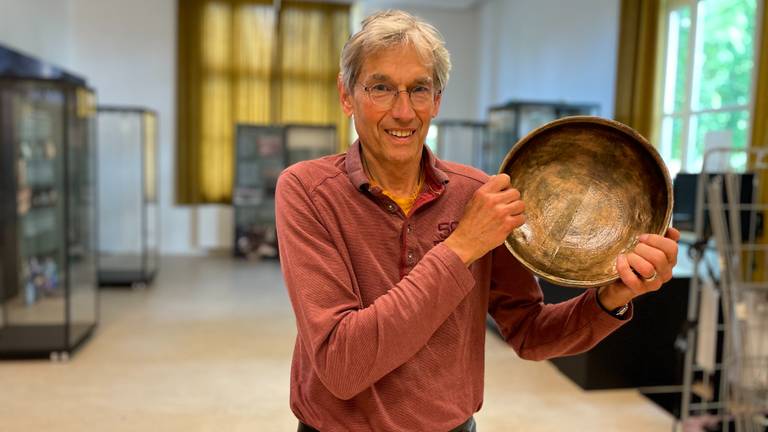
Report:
410,88,433,108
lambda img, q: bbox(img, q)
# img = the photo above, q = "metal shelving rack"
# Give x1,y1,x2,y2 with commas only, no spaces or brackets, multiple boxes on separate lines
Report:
679,147,768,431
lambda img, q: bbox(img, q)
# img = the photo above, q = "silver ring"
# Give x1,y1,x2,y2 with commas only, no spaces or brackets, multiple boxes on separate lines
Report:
643,271,658,282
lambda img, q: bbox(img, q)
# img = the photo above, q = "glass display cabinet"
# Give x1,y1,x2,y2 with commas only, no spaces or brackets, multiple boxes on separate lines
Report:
428,120,489,172
96,107,159,286
233,125,286,259
0,44,98,359
233,124,336,258
285,124,337,166
486,101,600,174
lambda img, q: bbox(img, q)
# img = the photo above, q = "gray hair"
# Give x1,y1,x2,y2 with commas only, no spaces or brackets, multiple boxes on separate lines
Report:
340,10,452,93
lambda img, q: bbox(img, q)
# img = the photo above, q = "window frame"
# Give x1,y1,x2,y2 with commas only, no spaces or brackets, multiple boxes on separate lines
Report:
656,0,762,175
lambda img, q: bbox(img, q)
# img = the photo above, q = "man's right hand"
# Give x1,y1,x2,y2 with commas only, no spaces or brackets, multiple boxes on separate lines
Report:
443,174,526,266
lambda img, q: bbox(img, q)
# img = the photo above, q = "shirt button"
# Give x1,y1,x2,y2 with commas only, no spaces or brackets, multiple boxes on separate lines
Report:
407,224,414,234
407,251,415,264
386,203,397,213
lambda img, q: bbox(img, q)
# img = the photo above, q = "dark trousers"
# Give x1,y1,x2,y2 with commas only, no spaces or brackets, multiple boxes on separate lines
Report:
298,416,476,432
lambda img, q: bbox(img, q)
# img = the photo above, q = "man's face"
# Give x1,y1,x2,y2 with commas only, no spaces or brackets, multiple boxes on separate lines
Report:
339,45,442,167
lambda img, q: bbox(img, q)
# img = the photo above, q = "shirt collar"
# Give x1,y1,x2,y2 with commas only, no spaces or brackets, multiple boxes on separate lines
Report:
346,139,450,192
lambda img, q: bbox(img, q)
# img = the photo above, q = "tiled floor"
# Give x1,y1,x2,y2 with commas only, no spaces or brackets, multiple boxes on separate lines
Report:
0,256,675,431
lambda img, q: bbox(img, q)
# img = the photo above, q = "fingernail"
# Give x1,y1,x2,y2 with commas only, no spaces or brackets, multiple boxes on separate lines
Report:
638,234,649,242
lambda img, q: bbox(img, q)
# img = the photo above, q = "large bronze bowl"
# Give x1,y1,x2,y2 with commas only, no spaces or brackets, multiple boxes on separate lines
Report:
499,116,672,288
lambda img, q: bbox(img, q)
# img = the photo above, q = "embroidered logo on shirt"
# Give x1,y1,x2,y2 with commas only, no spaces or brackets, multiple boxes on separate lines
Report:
434,221,459,245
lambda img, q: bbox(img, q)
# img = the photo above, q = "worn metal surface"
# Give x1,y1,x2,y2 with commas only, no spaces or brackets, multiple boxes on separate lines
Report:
499,116,673,288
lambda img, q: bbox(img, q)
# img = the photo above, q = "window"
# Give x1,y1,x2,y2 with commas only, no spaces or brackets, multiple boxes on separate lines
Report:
657,0,758,176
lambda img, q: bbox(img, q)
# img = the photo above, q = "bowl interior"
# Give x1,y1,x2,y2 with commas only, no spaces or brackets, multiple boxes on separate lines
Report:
500,118,671,287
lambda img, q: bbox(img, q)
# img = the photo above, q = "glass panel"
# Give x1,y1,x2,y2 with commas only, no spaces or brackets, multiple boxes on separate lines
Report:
692,0,756,110
687,110,750,172
435,123,488,169
285,125,336,165
662,5,692,115
97,111,144,274
660,116,684,177
486,108,517,175
518,105,556,136
68,87,97,345
6,82,67,327
233,126,285,258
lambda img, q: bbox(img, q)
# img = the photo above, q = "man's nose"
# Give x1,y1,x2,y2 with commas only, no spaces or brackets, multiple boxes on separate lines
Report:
390,90,416,120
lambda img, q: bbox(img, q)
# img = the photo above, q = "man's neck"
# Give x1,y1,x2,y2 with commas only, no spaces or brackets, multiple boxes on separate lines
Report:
362,151,422,198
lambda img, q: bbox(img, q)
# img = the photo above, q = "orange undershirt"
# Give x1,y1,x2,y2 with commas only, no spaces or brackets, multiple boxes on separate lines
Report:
369,173,424,215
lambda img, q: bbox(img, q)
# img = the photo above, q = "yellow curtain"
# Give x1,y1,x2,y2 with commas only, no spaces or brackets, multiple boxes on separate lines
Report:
751,0,767,281
176,0,349,204
277,3,350,153
613,0,662,141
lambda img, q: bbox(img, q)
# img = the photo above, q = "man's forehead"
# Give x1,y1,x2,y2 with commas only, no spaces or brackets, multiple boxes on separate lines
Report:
365,73,433,85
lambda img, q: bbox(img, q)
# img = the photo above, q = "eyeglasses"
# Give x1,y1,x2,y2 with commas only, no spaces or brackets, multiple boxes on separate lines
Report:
358,83,440,110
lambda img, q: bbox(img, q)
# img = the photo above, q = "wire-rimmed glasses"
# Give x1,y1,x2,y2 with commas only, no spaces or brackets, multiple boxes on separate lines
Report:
358,83,440,110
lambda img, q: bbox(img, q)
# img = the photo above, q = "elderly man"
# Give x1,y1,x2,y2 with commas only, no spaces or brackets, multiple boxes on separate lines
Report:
275,9,679,432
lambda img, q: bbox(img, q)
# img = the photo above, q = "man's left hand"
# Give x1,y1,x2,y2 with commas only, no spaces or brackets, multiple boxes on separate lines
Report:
598,227,681,311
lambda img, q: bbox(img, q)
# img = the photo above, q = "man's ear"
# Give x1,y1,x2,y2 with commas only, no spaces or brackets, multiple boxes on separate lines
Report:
338,75,354,117
431,90,443,118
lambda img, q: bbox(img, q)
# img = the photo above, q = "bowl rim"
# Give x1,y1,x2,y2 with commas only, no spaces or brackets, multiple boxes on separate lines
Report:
498,115,674,288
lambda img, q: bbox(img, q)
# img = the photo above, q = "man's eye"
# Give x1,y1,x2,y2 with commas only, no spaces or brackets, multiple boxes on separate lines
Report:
371,84,393,93
411,86,432,94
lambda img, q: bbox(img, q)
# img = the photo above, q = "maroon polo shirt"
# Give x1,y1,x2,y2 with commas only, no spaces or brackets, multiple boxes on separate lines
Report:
275,140,628,432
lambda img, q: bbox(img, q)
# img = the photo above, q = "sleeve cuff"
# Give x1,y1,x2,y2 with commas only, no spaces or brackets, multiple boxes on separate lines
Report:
589,288,633,328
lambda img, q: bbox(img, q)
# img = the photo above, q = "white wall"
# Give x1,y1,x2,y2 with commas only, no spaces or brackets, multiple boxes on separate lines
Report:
477,0,620,118
67,0,199,254
1,0,621,252
0,0,71,67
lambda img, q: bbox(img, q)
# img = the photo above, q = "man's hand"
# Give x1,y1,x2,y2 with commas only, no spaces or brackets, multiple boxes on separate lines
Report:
443,174,526,265
598,227,681,310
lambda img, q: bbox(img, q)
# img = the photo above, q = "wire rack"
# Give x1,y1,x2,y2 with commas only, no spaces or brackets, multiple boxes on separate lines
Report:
679,147,768,432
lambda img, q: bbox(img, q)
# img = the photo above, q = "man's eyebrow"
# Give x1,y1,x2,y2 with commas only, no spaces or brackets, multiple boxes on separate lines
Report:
365,74,434,85
368,73,391,82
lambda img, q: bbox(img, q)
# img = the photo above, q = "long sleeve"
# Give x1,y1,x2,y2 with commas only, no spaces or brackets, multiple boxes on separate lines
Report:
488,245,629,361
275,170,476,400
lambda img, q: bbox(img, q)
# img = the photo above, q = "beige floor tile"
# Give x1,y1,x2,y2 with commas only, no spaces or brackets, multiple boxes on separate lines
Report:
0,256,674,431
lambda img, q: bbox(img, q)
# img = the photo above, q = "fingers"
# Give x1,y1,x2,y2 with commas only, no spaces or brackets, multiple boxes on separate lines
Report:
616,254,644,296
638,233,679,265
635,242,675,279
617,253,663,295
481,174,511,192
666,226,681,242
625,251,657,280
